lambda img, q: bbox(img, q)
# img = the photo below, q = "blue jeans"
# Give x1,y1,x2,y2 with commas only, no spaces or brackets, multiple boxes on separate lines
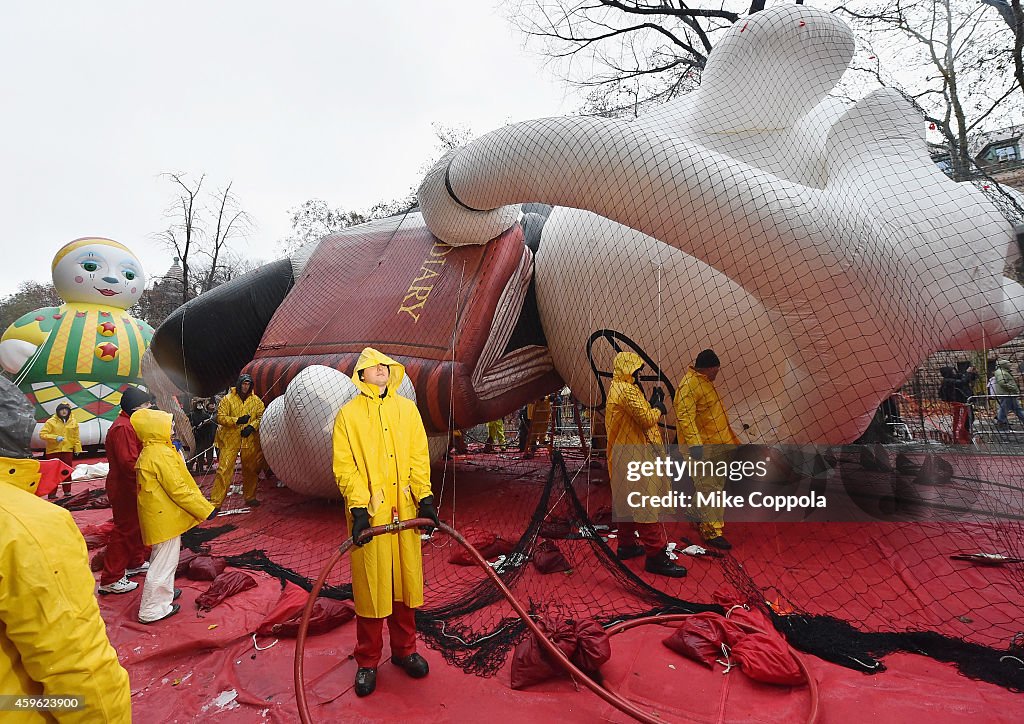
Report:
997,396,1024,424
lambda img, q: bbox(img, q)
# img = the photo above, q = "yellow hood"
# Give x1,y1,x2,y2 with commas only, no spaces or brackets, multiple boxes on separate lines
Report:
351,347,406,398
130,408,174,445
0,457,41,494
612,351,644,383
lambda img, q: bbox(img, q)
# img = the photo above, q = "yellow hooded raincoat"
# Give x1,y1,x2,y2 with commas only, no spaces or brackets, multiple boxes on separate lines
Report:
132,409,214,546
215,388,265,452
39,412,82,455
0,457,131,722
332,348,432,619
605,352,665,522
673,367,741,447
674,366,739,539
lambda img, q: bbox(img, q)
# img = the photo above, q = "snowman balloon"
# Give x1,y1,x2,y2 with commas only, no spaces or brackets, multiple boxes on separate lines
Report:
0,238,154,448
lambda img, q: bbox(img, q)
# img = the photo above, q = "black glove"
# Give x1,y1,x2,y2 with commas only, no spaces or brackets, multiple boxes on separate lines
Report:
418,495,441,534
350,508,371,546
689,445,703,461
236,414,251,425
206,508,219,521
649,387,667,414
240,425,255,438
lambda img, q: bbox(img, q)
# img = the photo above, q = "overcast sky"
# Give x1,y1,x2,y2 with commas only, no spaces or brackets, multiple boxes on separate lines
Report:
0,1,572,296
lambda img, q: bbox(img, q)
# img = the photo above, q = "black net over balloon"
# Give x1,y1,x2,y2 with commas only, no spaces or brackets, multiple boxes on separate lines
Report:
151,4,1024,694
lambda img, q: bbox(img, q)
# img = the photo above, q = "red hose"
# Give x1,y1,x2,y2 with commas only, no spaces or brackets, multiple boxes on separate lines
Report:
294,521,819,724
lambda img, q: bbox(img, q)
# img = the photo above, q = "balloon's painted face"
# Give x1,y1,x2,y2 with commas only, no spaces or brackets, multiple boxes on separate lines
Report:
53,242,145,306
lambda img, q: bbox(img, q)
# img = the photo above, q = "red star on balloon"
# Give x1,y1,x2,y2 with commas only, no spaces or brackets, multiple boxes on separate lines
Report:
96,342,119,361
98,321,117,336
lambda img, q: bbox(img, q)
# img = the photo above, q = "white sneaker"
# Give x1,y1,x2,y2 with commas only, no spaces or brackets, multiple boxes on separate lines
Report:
98,576,139,595
126,561,150,577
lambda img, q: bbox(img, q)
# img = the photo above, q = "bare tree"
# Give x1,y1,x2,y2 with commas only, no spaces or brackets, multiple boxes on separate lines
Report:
201,181,252,294
155,172,203,305
837,0,1021,180
154,172,252,302
979,0,1024,98
278,200,368,255
508,1,760,116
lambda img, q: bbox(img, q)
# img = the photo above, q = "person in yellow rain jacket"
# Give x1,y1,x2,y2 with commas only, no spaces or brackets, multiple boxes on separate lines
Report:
39,402,82,498
133,408,214,624
605,351,686,578
0,376,131,722
674,349,741,550
210,374,265,510
333,347,437,698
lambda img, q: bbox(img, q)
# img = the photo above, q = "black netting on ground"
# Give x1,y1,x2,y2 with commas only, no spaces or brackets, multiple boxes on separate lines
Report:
183,440,1024,690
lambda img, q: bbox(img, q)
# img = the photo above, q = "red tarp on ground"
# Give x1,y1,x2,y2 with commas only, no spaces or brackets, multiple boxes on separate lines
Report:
69,455,1024,722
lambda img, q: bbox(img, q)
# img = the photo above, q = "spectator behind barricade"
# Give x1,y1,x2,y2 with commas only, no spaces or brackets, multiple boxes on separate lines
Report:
39,401,82,498
994,358,1024,429
98,386,154,596
132,408,214,624
0,375,132,721
939,365,975,444
188,398,218,475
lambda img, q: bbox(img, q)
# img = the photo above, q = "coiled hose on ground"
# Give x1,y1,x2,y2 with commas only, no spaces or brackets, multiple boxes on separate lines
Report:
293,520,819,723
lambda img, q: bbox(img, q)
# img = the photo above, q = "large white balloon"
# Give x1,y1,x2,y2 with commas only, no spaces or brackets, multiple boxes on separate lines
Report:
417,4,1024,444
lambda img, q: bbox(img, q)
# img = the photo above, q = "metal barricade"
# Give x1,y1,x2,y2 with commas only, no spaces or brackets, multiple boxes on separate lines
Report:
969,394,1024,443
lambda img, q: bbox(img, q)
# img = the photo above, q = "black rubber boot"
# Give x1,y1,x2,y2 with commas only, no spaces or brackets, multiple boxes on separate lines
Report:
644,552,687,578
616,543,645,560
391,653,430,678
355,667,377,696
703,535,733,550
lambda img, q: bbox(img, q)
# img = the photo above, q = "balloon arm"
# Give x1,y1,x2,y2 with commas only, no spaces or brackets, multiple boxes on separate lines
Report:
0,338,38,375
418,115,862,304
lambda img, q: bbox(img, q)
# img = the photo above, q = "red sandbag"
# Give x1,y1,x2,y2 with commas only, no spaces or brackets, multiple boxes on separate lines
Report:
187,555,226,581
255,582,310,637
267,598,355,637
176,549,199,577
532,540,571,574
731,632,805,685
59,489,110,511
195,570,257,611
662,612,739,668
571,619,611,674
449,527,516,565
80,521,115,549
511,616,578,690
